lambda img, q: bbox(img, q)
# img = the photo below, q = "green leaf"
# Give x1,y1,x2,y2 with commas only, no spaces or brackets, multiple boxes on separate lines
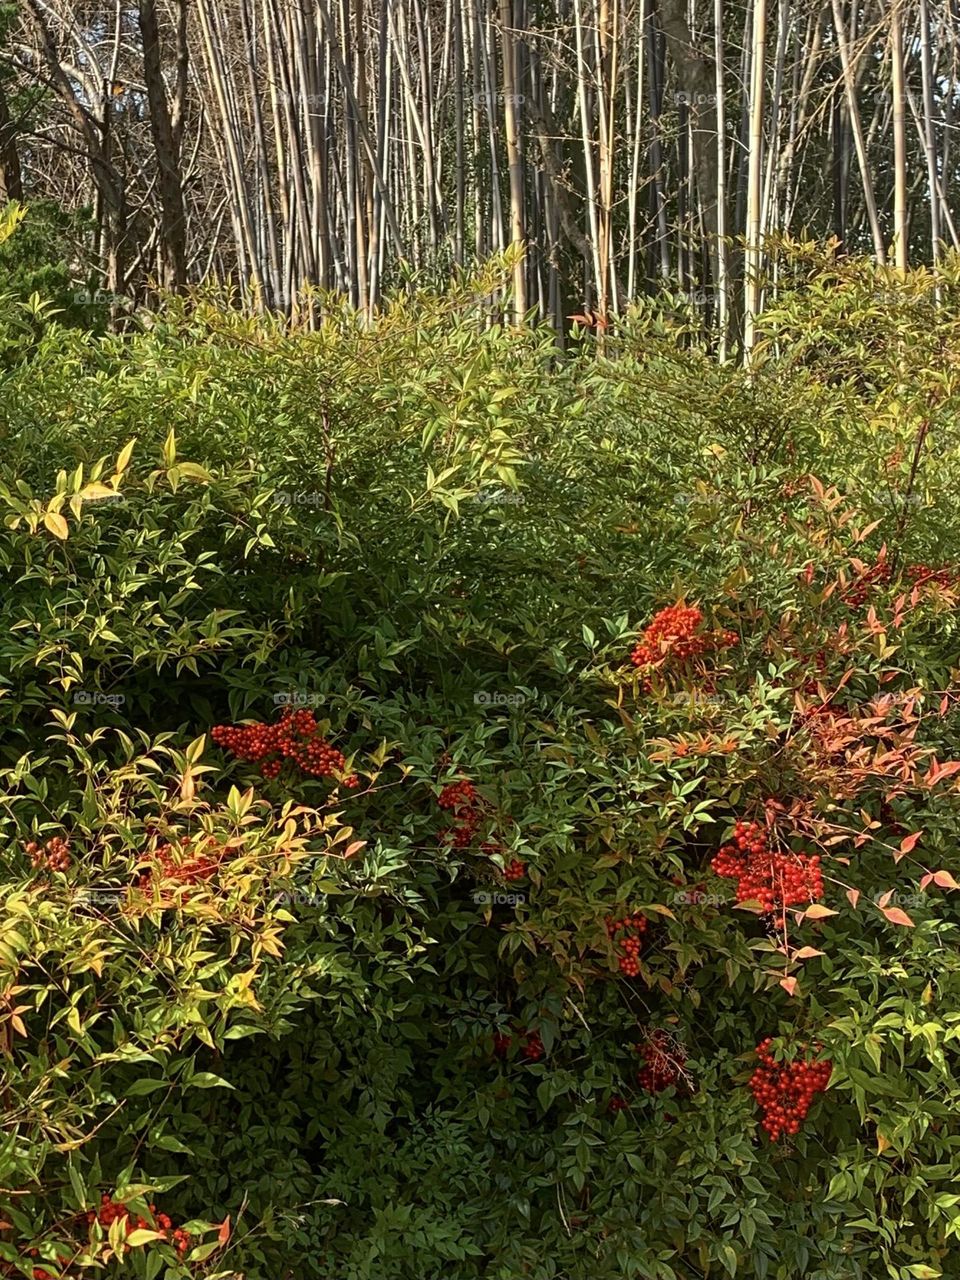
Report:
185,1073,235,1090
67,1157,86,1208
719,1243,738,1276
124,1078,168,1097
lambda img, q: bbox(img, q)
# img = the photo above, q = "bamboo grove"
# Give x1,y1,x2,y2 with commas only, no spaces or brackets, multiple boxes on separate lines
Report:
6,0,960,350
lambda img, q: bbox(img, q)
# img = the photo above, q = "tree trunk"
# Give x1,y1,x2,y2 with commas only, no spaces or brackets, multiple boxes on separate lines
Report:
657,0,720,292
138,0,187,290
500,0,527,320
743,0,767,363
0,77,23,203
831,0,886,262
890,0,908,271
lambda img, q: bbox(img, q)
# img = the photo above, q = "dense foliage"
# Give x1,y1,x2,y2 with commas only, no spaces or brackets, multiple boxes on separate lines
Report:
2,249,960,1280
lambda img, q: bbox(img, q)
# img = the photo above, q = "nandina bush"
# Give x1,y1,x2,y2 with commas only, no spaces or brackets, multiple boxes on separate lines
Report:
2,262,960,1279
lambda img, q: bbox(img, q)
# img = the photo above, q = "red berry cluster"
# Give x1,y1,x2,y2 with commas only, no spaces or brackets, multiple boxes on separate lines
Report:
840,558,891,606
137,839,221,893
750,1039,832,1140
491,1029,545,1059
0,1247,74,1280
437,779,483,847
492,1032,512,1057
635,1029,687,1093
437,779,480,845
87,1195,190,1255
630,604,737,687
604,912,648,976
607,1095,628,1113
711,820,823,924
491,1028,544,1061
438,780,477,810
799,649,828,698
211,708,359,786
907,562,958,589
522,1030,544,1061
436,781,527,879
25,836,70,872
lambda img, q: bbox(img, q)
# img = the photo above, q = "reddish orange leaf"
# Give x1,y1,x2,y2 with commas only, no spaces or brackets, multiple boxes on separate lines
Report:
792,947,825,960
854,518,883,542
846,887,861,908
218,1215,231,1246
933,870,960,890
802,904,838,920
881,906,915,927
924,759,960,787
779,976,799,996
899,831,922,855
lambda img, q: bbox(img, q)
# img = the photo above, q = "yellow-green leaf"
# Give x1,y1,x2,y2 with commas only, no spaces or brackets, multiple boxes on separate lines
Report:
80,482,119,501
177,462,212,483
124,1229,163,1247
43,511,69,540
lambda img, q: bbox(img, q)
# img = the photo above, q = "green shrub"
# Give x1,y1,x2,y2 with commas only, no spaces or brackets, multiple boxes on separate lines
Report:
2,255,960,1280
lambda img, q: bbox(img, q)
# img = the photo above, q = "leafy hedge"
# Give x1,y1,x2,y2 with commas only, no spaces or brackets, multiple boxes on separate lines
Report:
2,251,960,1280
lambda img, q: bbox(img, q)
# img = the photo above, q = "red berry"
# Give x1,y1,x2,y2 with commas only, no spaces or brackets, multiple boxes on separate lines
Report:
629,604,737,680
522,1030,544,1061
710,820,823,924
634,1029,686,1093
748,1040,831,1140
